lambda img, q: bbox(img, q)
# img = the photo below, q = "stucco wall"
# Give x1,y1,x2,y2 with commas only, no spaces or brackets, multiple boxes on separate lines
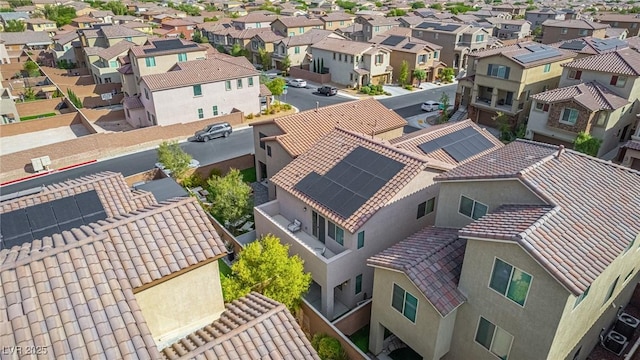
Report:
135,261,225,349
560,69,640,101
132,49,207,79
311,47,359,87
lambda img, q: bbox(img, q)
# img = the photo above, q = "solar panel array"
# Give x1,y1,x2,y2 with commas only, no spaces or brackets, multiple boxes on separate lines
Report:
559,40,587,51
513,45,562,64
381,35,405,47
591,38,627,52
418,127,495,162
294,146,404,218
415,21,461,32
0,190,107,250
144,39,199,54
402,43,417,49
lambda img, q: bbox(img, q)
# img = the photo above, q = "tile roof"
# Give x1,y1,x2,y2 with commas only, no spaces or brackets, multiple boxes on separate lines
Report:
123,95,144,109
0,31,52,45
99,24,147,38
0,171,156,218
320,12,354,21
596,13,640,23
254,30,285,43
531,81,629,111
368,227,467,316
369,33,442,53
162,292,320,360
232,12,278,23
270,128,450,232
550,36,630,55
561,48,640,76
469,41,576,68
390,119,503,165
142,55,258,91
437,140,640,295
272,16,323,28
542,19,609,30
276,29,339,46
459,204,557,241
251,98,407,157
24,18,55,24
311,37,389,55
97,40,137,60
0,194,228,358
72,15,101,23
53,30,79,44
623,139,640,151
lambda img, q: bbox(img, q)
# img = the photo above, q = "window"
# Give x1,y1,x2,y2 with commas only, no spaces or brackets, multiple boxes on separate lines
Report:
391,284,418,322
374,26,380,32
312,211,318,237
568,69,582,80
126,37,132,41
489,258,532,306
434,51,438,59
259,132,266,149
193,84,202,96
475,34,485,42
340,20,345,26
610,75,627,87
487,64,510,79
475,317,513,359
560,28,568,34
328,221,344,245
357,231,365,249
604,276,619,304
299,27,304,33
327,21,333,26
355,274,362,294
267,145,272,157
109,60,118,68
535,102,550,112
560,108,579,125
178,53,187,62
212,105,218,116
459,195,488,220
144,88,149,100
333,52,336,60
289,32,295,36
595,111,608,127
579,29,588,36
418,54,426,63
417,197,435,219
375,54,384,64
294,46,300,54
574,286,590,308
237,78,243,88
145,57,156,67
543,63,551,73
225,80,231,91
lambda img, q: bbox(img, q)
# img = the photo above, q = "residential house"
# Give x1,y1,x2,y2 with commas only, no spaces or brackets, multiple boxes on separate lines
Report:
89,10,114,24
356,15,400,42
491,3,527,17
368,139,640,360
271,29,344,70
397,15,425,28
457,42,576,127
1,87,19,122
412,10,454,21
369,29,445,84
153,18,198,39
90,40,136,84
279,4,307,17
467,9,512,20
525,7,566,28
0,12,30,28
606,27,629,40
319,12,355,31
71,15,101,29
620,124,640,170
526,49,640,156
23,18,57,34
112,15,138,25
411,21,492,74
482,18,532,40
270,16,324,37
0,171,319,359
250,99,407,198
310,37,393,87
541,19,610,44
231,11,278,29
249,30,284,66
596,13,640,37
133,54,260,127
0,31,51,57
335,23,365,42
553,36,630,58
207,26,271,53
77,25,147,69
122,20,154,35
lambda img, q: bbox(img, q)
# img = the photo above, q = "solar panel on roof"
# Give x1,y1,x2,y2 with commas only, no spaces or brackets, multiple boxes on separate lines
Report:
418,127,494,162
513,48,562,64
143,38,199,54
294,146,404,218
559,40,586,51
591,38,627,52
25,203,57,232
402,43,417,49
381,35,405,47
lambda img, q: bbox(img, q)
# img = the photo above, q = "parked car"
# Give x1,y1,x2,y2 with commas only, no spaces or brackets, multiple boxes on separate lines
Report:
194,122,232,142
318,86,337,96
421,100,442,112
288,79,307,88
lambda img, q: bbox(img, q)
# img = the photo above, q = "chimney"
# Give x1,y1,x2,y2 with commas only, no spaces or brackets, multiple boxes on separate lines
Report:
556,145,565,159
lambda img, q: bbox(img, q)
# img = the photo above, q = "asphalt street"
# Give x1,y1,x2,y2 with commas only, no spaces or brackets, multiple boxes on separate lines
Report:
1,128,254,195
279,85,353,111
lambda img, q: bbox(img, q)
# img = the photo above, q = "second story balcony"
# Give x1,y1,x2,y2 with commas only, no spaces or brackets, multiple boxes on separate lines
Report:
472,85,520,115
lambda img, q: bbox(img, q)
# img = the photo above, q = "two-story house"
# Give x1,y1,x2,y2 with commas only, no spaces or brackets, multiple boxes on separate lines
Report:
248,30,284,66
23,18,56,34
526,48,640,156
271,29,345,70
411,21,491,74
250,99,407,198
457,42,576,128
77,24,147,68
552,36,630,59
134,54,260,127
491,3,527,16
71,15,101,29
483,18,532,40
368,140,640,360
525,7,566,28
89,10,115,24
319,12,355,31
356,15,400,41
52,30,79,65
231,11,278,29
310,37,393,87
271,16,324,37
596,13,640,37
90,40,136,84
620,120,640,170
369,29,445,84
467,9,512,20
153,18,198,39
541,19,610,44
0,30,52,57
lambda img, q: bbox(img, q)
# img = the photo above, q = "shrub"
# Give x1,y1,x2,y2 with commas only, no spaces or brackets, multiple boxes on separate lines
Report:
384,91,391,95
255,112,262,117
360,86,371,94
573,131,601,156
311,334,347,360
403,84,413,90
246,113,254,119
208,168,223,178
181,172,205,188
282,103,292,110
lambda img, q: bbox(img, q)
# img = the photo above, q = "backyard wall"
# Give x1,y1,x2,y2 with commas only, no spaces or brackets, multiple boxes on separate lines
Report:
333,300,372,336
0,112,81,136
193,154,255,180
15,98,65,117
289,66,331,84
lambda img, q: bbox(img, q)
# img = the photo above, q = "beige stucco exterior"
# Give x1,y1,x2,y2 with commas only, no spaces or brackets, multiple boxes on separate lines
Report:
309,46,392,87
412,27,490,73
129,48,208,94
541,25,607,44
135,261,225,349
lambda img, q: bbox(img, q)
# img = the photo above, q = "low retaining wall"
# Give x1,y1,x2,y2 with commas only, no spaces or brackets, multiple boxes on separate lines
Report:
0,112,80,137
333,300,372,336
15,98,63,117
289,66,331,84
193,154,255,180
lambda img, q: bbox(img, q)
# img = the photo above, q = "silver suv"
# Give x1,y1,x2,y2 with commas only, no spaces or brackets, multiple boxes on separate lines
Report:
194,122,232,142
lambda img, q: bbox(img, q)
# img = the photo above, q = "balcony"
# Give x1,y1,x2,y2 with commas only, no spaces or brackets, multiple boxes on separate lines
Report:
471,86,519,114
90,62,119,77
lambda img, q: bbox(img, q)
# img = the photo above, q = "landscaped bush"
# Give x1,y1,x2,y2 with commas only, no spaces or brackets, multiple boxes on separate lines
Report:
21,113,57,121
181,172,205,188
403,84,413,90
311,334,348,360
246,113,254,119
360,85,371,94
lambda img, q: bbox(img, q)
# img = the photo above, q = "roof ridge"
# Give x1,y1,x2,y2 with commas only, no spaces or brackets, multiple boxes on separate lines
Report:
615,49,640,76
588,80,616,109
562,147,640,175
406,232,460,269
516,205,561,240
97,197,196,232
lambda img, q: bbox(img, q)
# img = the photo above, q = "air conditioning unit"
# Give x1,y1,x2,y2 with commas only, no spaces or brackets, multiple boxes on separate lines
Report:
604,330,627,355
614,313,640,339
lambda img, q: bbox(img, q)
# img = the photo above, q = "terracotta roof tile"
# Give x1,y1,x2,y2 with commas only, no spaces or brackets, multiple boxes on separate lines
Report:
252,98,406,157
311,37,389,55
162,292,319,360
273,16,323,28
276,29,338,47
97,40,137,61
459,204,557,241
561,48,640,75
437,140,640,295
271,128,451,232
531,81,629,111
368,227,466,316
542,19,610,30
99,25,146,39
622,139,640,151
390,119,503,165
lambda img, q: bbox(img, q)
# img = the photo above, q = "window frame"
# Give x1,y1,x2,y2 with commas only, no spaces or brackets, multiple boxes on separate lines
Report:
237,78,243,89
559,107,579,125
391,283,418,323
145,56,156,67
458,195,488,220
543,63,551,73
355,274,362,294
488,257,533,307
573,286,590,309
225,80,232,91
568,69,582,80
248,77,254,86
193,84,202,96
212,105,219,116
357,231,365,249
595,111,608,127
259,132,266,149
474,316,514,359
417,197,435,219
177,52,187,62
604,276,619,305
197,108,204,119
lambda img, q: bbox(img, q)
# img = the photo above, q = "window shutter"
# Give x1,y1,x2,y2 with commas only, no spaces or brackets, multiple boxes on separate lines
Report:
504,67,510,79
487,64,493,76
610,75,618,85
576,70,582,80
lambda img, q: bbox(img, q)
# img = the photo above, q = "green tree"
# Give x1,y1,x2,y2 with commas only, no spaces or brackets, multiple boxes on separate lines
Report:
413,68,426,86
439,67,455,83
23,60,40,77
222,234,312,311
205,168,252,232
437,92,450,124
336,0,358,10
230,43,248,57
398,60,409,86
532,26,542,38
411,1,426,8
492,111,513,141
386,8,407,16
44,5,76,27
573,131,601,156
102,1,128,15
157,140,192,180
23,87,36,101
258,48,271,70
191,29,207,43
4,19,26,32
281,54,291,76
66,88,83,108
266,77,285,97
430,3,443,9
312,334,348,360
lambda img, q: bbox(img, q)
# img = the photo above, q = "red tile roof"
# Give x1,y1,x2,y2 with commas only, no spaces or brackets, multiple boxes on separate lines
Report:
162,292,320,360
437,140,640,295
368,227,467,316
623,139,640,151
531,81,629,111
459,204,557,241
561,48,640,76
